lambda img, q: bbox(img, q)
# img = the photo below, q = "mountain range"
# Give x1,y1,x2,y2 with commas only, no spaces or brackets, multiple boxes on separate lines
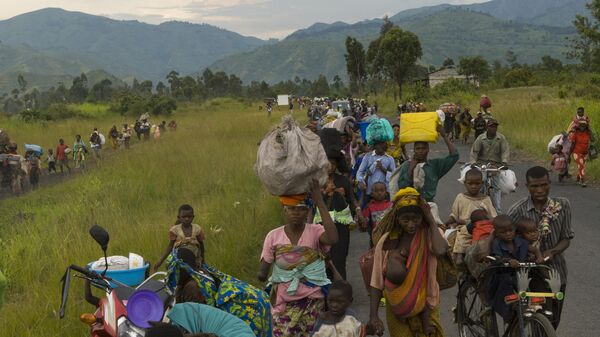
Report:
0,0,591,92
0,8,269,92
211,8,577,83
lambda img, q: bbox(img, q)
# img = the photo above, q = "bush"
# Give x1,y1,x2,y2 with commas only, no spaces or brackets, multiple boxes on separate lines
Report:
503,68,533,88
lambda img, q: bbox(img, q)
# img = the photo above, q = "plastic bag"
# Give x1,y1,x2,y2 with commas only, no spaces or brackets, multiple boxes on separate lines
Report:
458,163,480,183
99,133,106,145
547,134,563,154
365,118,394,145
24,144,43,156
256,116,329,195
498,169,517,194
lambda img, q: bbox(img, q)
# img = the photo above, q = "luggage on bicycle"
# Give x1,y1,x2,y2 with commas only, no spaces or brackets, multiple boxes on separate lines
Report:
498,169,517,194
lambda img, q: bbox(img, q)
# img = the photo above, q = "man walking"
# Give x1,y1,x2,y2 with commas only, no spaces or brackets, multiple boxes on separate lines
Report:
470,118,509,213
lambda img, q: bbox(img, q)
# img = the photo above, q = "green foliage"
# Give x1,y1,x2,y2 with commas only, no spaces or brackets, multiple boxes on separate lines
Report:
458,56,490,83
0,101,283,336
0,8,268,82
344,37,367,93
379,27,422,99
503,68,534,88
569,1,600,71
211,9,575,84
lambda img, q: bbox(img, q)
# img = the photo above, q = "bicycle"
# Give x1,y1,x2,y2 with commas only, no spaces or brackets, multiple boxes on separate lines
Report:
490,257,562,337
455,272,498,337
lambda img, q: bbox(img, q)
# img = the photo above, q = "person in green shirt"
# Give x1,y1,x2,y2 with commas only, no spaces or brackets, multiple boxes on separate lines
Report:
396,124,459,203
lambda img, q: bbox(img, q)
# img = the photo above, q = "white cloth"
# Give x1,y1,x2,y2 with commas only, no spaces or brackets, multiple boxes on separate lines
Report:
412,162,426,190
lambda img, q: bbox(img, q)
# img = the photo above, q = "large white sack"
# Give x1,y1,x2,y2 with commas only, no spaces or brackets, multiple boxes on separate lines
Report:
547,134,562,154
256,116,329,195
498,169,518,195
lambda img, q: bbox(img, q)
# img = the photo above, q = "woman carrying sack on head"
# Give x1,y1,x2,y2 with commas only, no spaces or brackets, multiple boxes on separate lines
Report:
367,188,449,337
257,181,339,337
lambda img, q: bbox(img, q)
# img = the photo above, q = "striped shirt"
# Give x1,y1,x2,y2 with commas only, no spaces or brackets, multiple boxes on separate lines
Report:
507,197,573,284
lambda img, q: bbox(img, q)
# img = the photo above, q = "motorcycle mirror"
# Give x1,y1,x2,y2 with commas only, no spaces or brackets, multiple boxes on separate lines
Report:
89,224,109,251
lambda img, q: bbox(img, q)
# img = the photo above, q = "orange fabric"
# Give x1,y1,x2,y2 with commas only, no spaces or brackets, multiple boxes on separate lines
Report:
471,220,494,243
278,195,307,206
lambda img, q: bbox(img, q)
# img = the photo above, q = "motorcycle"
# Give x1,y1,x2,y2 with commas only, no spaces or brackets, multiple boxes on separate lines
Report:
59,225,174,337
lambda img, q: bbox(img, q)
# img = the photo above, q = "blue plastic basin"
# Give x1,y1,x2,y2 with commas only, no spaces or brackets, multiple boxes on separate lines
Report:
87,263,149,288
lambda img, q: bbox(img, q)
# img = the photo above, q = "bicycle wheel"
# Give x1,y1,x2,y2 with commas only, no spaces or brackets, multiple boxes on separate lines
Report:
456,279,498,337
509,312,557,337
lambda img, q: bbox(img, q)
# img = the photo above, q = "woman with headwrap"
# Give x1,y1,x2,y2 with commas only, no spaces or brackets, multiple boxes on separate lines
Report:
258,180,339,337
367,188,449,337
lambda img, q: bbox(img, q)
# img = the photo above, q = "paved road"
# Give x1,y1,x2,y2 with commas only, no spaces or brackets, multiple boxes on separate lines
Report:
348,141,599,336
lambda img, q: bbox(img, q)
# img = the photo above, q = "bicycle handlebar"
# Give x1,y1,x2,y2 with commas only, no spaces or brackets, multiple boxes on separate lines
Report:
485,256,551,269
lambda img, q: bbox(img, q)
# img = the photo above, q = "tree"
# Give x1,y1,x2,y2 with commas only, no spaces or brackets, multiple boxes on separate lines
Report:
89,79,113,102
17,74,27,93
69,73,89,103
344,36,366,94
166,71,181,98
540,55,563,71
568,0,600,71
442,57,455,68
156,81,166,96
311,75,330,97
505,50,519,68
379,27,422,100
458,56,490,84
332,75,344,93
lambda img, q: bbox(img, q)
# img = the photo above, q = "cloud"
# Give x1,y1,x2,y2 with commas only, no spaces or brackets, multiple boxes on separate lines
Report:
1,0,490,39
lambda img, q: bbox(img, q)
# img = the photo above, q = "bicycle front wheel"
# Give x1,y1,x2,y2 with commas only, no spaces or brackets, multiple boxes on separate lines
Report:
456,279,498,337
510,312,557,337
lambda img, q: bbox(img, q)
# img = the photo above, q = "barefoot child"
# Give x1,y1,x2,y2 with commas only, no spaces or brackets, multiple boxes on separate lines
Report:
551,144,568,182
154,204,205,272
312,280,368,337
447,169,497,265
46,149,57,174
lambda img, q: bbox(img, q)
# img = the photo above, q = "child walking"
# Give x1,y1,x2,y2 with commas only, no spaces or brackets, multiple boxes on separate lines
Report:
46,149,57,174
26,152,42,188
153,204,205,272
361,182,391,247
447,168,497,266
311,280,369,337
551,144,568,182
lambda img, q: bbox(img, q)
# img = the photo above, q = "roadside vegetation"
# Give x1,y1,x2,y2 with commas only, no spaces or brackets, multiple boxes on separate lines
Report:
0,98,285,336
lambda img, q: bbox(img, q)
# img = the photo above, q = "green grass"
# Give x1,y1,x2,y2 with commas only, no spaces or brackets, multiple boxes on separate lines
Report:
0,98,285,336
373,86,599,180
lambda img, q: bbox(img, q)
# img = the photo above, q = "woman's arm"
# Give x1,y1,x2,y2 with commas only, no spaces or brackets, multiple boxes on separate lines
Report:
312,180,339,246
429,227,449,257
368,287,385,336
257,260,272,283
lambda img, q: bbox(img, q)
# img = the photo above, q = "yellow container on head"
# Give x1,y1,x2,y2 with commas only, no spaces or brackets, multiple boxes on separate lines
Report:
399,112,440,144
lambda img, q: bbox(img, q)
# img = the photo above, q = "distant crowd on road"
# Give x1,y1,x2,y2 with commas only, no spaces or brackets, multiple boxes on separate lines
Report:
0,114,178,195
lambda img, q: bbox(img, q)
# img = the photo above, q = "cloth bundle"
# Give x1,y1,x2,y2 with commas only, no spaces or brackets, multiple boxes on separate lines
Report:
365,118,394,146
256,116,329,195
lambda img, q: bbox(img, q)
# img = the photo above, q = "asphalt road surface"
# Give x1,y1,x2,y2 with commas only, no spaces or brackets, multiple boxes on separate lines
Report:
348,140,598,337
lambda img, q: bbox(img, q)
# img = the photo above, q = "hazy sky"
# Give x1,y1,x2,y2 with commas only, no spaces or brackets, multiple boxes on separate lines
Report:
1,0,488,39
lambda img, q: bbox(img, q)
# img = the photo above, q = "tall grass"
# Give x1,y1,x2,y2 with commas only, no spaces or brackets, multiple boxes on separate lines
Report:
373,86,599,179
0,98,285,336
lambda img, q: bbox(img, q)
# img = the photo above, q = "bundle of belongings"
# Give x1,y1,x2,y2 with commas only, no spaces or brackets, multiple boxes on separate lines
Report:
256,115,329,196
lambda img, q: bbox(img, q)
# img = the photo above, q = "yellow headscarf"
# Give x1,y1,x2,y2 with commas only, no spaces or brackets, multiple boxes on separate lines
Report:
372,187,422,245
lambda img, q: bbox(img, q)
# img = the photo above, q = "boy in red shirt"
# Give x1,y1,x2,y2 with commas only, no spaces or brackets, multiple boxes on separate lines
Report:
361,182,391,247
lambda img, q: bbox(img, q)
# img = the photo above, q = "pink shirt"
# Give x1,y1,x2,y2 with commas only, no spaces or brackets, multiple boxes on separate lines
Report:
261,224,330,314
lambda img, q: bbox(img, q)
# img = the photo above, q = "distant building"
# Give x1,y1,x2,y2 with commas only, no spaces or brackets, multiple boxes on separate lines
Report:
415,66,475,88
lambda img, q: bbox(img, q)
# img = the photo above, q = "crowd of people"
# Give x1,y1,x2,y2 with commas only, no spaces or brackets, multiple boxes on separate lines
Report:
1,95,592,337
0,116,178,195
140,97,589,337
